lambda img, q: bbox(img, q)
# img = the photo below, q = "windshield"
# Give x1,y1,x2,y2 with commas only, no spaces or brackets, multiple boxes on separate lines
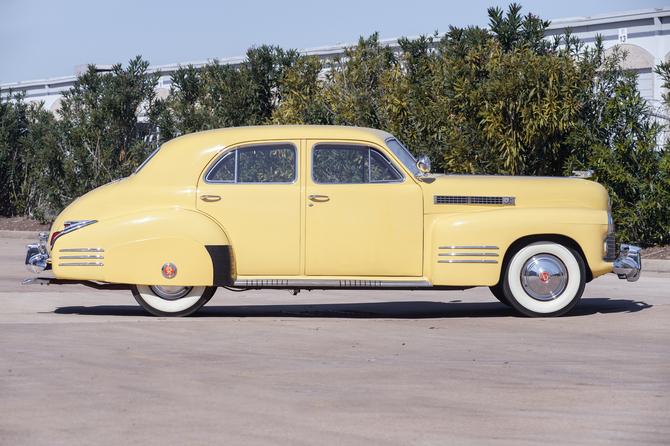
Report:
385,138,419,176
134,146,162,175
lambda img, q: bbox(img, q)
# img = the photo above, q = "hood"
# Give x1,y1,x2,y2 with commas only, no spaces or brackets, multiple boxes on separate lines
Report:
420,174,610,213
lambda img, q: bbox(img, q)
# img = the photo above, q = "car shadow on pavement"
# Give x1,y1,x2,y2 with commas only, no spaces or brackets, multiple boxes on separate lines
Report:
53,297,652,319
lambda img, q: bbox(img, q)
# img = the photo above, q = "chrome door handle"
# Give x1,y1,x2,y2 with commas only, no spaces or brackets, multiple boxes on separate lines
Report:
308,195,329,200
200,195,221,201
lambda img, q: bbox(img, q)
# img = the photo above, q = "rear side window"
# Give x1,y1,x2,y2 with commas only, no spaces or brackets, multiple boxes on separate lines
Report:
205,144,297,184
312,144,403,184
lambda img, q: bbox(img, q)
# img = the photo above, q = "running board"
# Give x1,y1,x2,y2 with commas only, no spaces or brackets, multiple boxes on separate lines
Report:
22,277,131,290
232,278,433,288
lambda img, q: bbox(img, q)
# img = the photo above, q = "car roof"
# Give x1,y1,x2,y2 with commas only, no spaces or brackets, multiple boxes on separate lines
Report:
136,125,396,186
166,125,394,148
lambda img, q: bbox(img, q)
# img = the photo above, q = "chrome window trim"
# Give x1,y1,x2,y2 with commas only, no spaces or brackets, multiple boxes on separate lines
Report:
385,138,419,177
311,143,405,185
204,150,236,184
204,143,298,185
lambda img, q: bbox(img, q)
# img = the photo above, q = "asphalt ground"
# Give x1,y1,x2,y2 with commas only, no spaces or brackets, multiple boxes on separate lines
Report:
1,234,669,445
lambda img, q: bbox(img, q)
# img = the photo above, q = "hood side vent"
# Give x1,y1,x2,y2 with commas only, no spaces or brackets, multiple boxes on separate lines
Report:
434,196,515,206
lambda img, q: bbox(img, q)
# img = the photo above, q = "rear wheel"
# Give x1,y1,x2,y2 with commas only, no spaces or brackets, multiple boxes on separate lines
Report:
503,242,585,317
131,284,216,317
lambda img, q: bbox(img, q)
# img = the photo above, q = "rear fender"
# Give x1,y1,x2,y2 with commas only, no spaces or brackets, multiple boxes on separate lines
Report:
52,209,234,286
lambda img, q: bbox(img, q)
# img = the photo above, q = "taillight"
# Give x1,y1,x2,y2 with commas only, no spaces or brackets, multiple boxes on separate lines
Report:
50,231,62,246
50,220,98,248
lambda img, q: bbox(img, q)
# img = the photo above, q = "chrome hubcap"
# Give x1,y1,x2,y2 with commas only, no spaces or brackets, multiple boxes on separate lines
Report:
149,285,193,301
520,254,568,301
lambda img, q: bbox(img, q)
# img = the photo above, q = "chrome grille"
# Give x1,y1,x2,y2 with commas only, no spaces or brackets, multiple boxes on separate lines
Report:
434,196,515,205
604,234,616,262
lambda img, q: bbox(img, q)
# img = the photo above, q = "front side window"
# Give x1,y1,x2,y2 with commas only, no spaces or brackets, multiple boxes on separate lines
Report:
206,144,297,184
385,138,419,177
312,144,403,184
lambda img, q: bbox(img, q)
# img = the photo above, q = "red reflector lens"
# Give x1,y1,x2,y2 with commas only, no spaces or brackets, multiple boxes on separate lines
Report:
50,231,61,246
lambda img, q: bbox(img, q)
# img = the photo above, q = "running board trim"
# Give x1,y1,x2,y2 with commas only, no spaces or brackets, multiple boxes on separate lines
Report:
232,278,433,288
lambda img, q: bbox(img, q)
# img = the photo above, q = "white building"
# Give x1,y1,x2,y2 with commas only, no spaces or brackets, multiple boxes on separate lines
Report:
545,7,670,109
2,7,669,114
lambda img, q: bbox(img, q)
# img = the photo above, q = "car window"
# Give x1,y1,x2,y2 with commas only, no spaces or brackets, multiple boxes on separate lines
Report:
206,144,297,184
370,150,402,182
385,138,419,177
207,151,235,182
312,144,403,184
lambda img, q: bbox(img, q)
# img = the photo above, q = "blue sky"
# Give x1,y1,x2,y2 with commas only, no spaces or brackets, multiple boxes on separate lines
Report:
0,0,665,84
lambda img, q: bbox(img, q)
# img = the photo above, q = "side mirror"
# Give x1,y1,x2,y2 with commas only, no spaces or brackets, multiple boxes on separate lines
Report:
417,155,431,175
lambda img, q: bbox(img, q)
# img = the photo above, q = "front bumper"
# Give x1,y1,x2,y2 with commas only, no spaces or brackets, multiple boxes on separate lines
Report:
612,244,641,282
25,232,51,273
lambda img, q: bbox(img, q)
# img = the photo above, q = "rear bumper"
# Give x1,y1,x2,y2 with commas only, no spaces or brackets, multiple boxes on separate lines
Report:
25,232,51,273
612,244,641,282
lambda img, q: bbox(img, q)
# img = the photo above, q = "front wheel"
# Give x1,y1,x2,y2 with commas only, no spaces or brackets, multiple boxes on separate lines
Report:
489,283,511,307
503,242,586,317
131,284,216,317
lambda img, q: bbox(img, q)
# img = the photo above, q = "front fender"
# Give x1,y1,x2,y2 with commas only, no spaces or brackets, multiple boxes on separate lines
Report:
52,209,235,287
425,207,610,286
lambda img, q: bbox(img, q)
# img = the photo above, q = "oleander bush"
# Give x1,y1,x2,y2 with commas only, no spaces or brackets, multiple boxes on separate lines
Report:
0,3,668,245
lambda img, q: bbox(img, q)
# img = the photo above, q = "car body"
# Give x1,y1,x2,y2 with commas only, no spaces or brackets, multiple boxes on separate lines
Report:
25,125,641,317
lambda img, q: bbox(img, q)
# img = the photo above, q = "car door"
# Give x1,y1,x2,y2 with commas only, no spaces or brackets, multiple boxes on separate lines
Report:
196,141,301,276
305,141,423,277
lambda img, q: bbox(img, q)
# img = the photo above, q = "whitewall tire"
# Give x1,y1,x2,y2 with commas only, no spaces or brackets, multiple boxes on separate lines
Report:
503,242,585,317
131,284,216,317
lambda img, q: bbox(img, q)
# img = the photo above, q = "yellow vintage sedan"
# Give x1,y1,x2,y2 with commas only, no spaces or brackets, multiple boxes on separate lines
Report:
24,125,641,317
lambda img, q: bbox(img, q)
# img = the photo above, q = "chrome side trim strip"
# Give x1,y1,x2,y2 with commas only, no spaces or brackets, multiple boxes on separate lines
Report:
233,279,433,288
59,255,104,260
60,248,104,252
438,260,498,264
439,246,499,250
59,262,104,266
51,220,98,247
438,253,499,257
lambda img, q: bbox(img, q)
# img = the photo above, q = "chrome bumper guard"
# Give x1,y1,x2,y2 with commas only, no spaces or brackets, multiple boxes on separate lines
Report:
25,232,51,274
612,244,641,282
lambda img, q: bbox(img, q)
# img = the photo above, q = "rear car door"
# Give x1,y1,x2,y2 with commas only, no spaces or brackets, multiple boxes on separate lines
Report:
197,142,301,276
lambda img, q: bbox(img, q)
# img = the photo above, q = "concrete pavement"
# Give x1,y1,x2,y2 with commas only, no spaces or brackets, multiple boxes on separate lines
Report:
1,235,669,445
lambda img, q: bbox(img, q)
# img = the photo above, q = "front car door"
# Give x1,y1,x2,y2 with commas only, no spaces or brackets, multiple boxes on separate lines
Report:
305,141,423,277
